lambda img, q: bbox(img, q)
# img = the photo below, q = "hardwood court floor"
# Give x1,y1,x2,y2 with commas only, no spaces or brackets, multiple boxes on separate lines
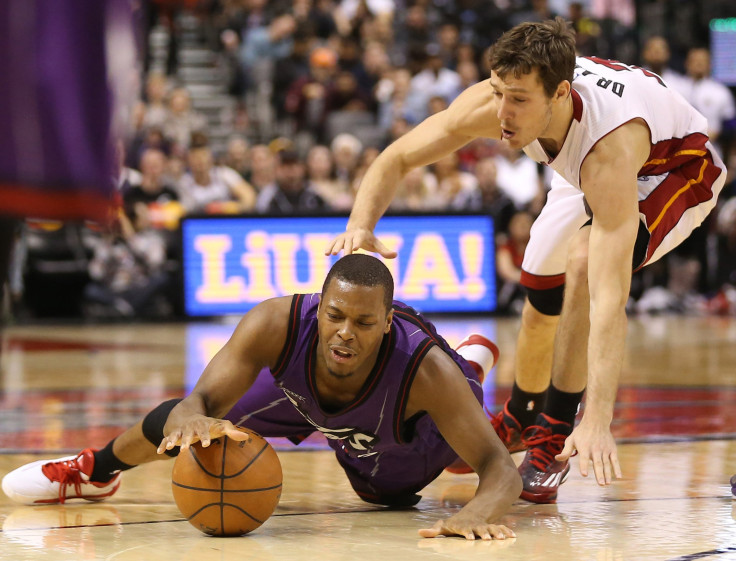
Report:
1,315,735,561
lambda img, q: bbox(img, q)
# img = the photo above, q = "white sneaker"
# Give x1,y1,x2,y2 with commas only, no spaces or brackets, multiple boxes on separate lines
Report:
2,449,121,505
454,333,500,382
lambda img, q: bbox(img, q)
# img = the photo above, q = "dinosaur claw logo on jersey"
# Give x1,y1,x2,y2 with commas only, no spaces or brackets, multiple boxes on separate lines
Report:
281,386,306,403
280,387,380,457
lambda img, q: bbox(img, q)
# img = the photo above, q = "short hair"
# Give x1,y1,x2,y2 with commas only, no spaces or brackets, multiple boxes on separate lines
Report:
488,17,576,98
321,254,394,312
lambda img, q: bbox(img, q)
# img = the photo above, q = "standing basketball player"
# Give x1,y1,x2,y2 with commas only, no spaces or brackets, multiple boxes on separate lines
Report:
326,18,727,503
3,255,522,540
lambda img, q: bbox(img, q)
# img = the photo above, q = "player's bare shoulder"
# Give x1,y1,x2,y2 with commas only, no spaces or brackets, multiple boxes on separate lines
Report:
445,80,501,139
229,295,295,363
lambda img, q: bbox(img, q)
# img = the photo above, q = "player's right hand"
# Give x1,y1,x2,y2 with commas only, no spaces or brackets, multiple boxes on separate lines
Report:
324,227,397,258
157,415,251,454
419,518,516,541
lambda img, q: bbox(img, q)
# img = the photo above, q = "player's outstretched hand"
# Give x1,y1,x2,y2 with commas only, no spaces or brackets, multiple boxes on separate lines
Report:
157,415,251,454
324,227,397,258
555,417,622,485
419,517,516,541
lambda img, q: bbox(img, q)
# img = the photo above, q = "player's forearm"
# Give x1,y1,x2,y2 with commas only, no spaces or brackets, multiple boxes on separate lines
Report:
585,303,627,422
584,219,635,423
346,147,406,231
465,457,521,521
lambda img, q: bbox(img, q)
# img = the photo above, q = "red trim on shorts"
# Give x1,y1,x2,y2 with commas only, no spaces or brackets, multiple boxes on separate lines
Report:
520,270,566,290
638,152,722,264
0,182,115,222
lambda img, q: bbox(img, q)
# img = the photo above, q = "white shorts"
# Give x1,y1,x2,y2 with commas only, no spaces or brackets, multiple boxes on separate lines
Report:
521,142,727,290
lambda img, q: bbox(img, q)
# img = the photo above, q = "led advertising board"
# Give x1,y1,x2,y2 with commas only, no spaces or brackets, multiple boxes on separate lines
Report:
181,214,496,316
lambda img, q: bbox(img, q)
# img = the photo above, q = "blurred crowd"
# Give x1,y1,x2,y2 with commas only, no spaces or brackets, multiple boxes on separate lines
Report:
6,0,736,320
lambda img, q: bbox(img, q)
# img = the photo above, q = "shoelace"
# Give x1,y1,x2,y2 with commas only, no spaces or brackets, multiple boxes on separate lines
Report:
489,409,515,442
521,425,568,471
41,456,85,504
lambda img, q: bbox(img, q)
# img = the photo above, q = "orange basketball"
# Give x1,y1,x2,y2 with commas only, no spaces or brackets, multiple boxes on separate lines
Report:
171,428,282,536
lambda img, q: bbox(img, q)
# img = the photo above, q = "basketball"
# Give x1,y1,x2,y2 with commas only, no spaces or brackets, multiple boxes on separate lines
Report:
171,428,282,537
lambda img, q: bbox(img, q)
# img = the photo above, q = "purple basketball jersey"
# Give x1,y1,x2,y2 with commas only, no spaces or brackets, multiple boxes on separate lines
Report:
225,293,483,502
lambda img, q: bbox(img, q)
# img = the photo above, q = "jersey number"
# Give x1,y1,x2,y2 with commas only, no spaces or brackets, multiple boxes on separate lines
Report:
586,56,667,88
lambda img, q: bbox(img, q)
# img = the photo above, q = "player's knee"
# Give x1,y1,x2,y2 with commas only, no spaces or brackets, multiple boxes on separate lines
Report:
565,245,589,284
141,398,183,457
526,285,564,317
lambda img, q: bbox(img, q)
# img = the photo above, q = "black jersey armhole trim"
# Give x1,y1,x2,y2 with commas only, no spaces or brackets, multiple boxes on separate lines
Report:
272,294,304,379
393,338,436,444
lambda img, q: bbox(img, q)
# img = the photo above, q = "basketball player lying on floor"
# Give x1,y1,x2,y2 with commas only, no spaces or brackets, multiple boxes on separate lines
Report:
2,254,522,540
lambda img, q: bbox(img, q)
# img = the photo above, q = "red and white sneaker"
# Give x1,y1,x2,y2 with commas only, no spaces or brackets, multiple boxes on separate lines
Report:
1,449,121,505
454,333,500,384
490,399,526,454
518,414,572,504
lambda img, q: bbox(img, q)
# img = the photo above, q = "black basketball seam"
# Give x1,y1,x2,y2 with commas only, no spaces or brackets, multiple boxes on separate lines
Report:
185,502,265,525
229,441,270,478
184,440,271,479
171,482,282,493
220,438,227,535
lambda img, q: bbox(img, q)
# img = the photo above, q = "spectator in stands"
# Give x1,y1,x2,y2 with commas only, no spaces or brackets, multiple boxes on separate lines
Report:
406,45,461,122
427,95,449,116
285,46,339,144
331,133,363,190
568,2,601,56
247,144,277,192
456,137,497,171
162,88,208,151
496,210,534,314
324,70,374,116
427,153,479,210
306,145,351,209
256,150,329,214
385,116,413,146
394,4,431,71
376,68,418,133
222,135,251,179
640,36,686,90
493,141,545,210
239,13,297,92
389,166,438,212
674,47,736,153
295,0,338,41
334,0,395,39
474,157,517,238
123,149,182,252
178,140,256,214
436,22,461,69
141,71,170,130
272,26,314,121
456,60,480,94
361,41,392,98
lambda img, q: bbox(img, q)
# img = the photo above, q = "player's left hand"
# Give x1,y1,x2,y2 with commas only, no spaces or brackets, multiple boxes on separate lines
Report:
418,517,516,541
555,416,622,485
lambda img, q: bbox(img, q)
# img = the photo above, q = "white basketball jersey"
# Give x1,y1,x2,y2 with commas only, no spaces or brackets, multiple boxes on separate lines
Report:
522,56,725,268
523,56,712,188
